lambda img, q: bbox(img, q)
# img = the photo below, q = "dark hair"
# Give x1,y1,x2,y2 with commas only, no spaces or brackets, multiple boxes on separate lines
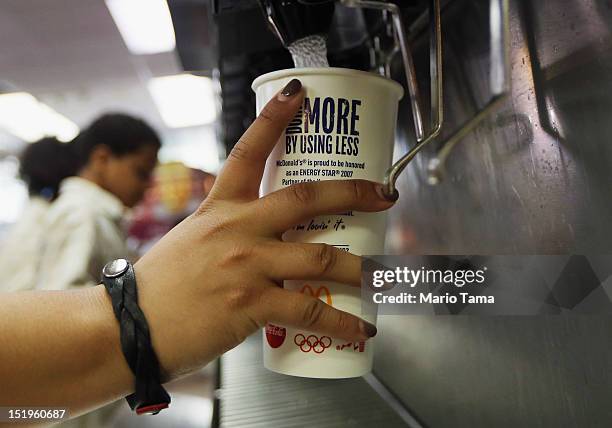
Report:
19,137,78,200
73,113,161,169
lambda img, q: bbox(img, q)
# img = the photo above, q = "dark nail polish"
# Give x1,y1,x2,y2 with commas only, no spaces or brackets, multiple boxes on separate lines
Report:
375,184,399,202
281,78,302,97
360,320,378,338
388,188,400,202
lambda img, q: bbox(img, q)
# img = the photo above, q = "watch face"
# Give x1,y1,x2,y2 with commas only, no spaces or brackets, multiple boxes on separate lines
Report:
103,258,129,278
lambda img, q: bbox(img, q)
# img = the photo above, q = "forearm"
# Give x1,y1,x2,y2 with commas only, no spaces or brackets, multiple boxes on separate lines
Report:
0,285,132,418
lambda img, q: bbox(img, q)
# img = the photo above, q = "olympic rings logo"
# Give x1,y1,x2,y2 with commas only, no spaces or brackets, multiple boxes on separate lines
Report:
294,334,332,353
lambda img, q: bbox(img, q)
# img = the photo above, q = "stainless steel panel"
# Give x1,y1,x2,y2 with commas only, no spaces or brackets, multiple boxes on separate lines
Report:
219,333,413,427
376,0,612,426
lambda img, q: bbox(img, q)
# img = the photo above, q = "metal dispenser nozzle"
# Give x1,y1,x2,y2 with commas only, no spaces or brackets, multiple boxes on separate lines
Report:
258,0,335,46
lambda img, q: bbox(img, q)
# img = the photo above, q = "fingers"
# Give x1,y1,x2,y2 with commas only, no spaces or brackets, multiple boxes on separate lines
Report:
255,179,397,234
258,287,377,342
212,79,304,201
258,241,361,287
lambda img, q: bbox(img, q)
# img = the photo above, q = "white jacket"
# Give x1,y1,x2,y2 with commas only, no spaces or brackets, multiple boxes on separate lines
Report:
37,177,131,290
0,197,50,291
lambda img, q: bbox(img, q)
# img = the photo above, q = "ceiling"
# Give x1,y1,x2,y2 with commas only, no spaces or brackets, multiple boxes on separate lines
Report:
0,0,190,146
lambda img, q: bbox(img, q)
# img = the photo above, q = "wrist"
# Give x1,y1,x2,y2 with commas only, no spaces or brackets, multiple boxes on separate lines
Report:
131,261,174,381
133,257,221,381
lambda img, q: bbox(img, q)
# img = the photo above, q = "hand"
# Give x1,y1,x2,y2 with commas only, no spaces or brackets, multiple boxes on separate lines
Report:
133,79,396,379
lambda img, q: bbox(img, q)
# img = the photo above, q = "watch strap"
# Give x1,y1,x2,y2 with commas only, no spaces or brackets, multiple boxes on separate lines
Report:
102,260,170,415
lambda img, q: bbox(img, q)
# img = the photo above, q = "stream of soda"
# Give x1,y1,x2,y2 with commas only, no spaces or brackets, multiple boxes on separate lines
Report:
287,35,330,68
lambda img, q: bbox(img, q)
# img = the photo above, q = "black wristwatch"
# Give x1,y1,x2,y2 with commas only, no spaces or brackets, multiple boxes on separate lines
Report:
102,259,171,415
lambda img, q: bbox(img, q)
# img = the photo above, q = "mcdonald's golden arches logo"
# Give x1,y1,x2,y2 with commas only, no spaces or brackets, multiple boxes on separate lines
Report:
300,284,333,306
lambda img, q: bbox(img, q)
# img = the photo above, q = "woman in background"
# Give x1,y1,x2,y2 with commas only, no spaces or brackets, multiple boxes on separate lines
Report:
36,113,160,290
0,137,77,292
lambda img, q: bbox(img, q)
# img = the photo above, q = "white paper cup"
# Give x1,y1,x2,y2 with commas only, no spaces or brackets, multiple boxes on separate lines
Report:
253,67,403,378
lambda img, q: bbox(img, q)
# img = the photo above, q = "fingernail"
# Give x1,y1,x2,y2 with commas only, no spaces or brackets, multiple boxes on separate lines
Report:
375,184,399,202
359,320,378,338
279,78,302,100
